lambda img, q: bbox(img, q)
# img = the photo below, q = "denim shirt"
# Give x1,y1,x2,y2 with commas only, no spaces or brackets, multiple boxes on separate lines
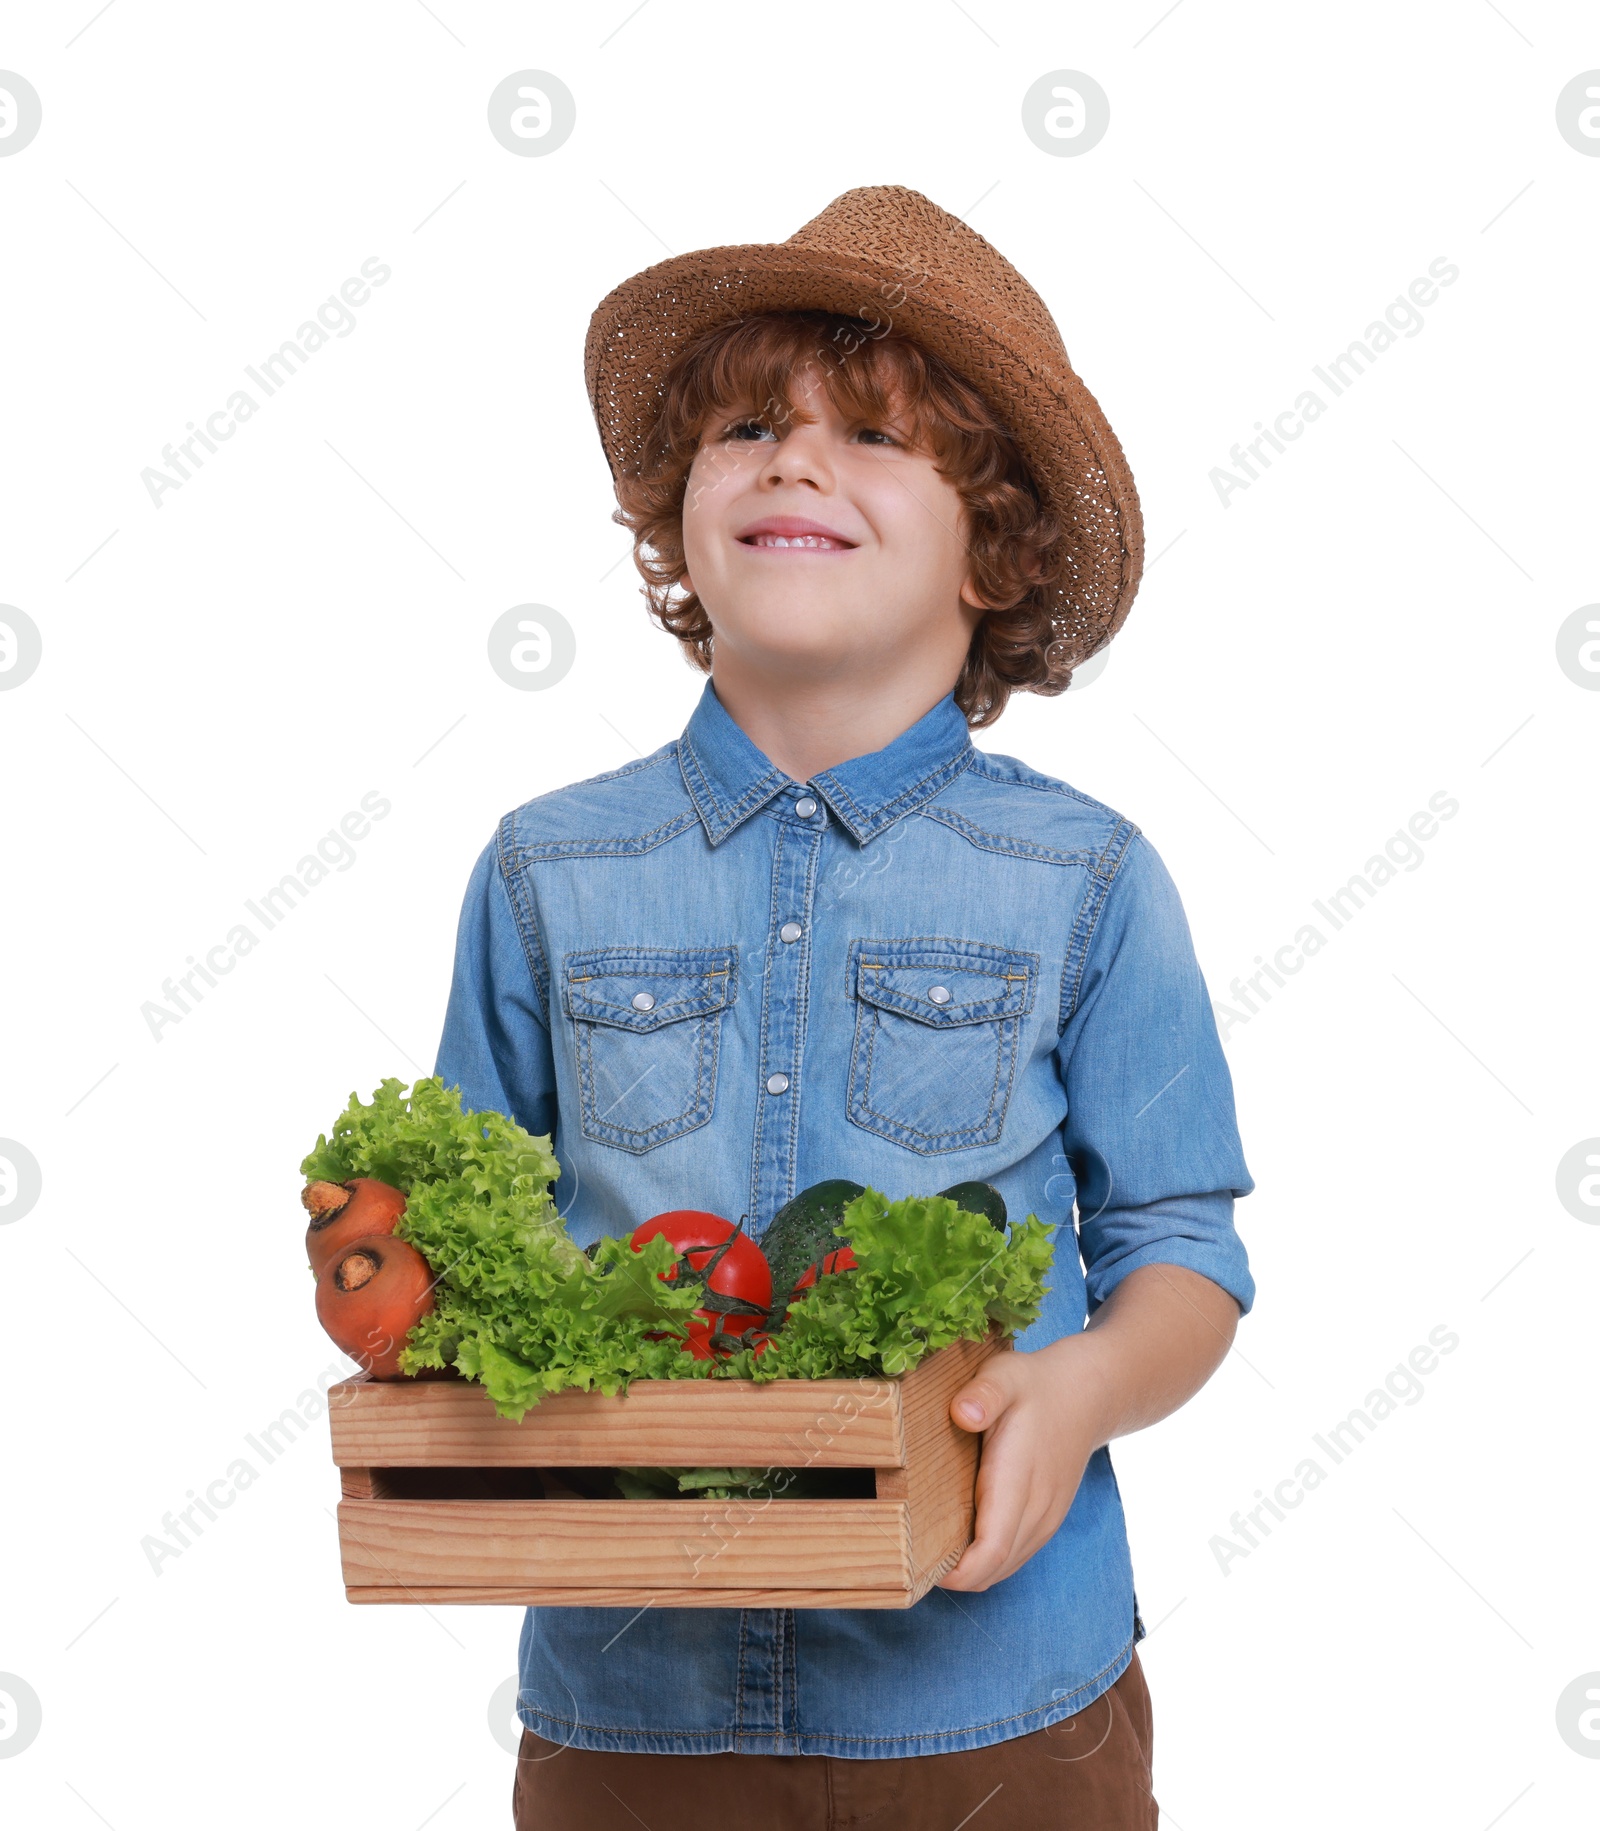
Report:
434,680,1255,1759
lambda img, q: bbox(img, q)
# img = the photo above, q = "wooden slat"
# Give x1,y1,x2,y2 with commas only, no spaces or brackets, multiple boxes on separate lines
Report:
337,1498,911,1593
345,1584,916,1609
328,1371,906,1469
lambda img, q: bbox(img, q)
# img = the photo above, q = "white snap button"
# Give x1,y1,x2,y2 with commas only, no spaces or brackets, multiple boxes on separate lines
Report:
928,985,951,1005
766,1072,790,1095
779,921,803,943
631,991,656,1012
794,797,818,819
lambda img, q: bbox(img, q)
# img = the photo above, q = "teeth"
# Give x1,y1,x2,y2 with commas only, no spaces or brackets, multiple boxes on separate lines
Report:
750,533,845,548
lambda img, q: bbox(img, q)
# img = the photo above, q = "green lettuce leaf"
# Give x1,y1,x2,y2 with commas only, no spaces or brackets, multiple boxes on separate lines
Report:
302,1076,567,1250
724,1190,1056,1382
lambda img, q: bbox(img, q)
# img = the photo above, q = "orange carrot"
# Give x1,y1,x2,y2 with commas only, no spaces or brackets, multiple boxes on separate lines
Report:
302,1177,406,1277
314,1235,435,1379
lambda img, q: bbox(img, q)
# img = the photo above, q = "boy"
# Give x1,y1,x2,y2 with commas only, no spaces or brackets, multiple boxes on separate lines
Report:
436,185,1255,1829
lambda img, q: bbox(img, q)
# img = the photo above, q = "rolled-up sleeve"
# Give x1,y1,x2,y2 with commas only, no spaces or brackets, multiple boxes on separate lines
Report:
1057,832,1255,1315
434,830,558,1141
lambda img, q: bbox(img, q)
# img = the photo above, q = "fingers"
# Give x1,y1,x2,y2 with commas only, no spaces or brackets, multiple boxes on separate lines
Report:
941,1503,1042,1590
940,1525,1011,1590
940,1417,1031,1590
949,1364,1020,1432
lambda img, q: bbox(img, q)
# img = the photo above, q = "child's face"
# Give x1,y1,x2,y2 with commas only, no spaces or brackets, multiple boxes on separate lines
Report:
679,367,986,687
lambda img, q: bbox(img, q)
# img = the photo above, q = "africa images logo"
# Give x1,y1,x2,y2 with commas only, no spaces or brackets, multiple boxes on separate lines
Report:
140,260,391,507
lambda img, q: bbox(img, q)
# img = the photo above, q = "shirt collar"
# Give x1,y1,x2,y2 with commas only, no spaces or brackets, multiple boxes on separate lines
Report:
678,679,973,847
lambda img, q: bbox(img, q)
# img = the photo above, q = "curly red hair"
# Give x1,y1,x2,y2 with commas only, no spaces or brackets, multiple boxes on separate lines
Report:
611,310,1074,727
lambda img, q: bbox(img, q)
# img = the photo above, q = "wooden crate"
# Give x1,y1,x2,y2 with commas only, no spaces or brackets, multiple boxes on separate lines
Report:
328,1332,1004,1609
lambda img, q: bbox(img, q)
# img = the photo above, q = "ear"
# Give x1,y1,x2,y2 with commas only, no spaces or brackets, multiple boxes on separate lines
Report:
959,576,989,614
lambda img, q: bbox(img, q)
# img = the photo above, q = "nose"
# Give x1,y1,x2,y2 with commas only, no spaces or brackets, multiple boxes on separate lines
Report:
756,415,835,494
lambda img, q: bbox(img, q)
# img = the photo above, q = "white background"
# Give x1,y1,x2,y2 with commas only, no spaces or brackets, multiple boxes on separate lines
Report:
2,2,1597,1825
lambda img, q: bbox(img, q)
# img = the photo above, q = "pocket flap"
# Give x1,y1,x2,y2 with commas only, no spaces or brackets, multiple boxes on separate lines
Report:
563,946,737,1032
852,939,1037,1028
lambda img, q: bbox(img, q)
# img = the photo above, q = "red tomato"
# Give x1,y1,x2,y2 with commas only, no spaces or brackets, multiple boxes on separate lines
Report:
629,1210,773,1357
792,1244,857,1293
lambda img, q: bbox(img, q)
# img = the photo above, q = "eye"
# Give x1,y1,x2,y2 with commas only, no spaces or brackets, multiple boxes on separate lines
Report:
852,424,904,448
720,417,776,443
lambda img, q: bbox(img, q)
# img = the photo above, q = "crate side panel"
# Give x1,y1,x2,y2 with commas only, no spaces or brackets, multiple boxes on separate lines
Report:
900,1333,1008,1599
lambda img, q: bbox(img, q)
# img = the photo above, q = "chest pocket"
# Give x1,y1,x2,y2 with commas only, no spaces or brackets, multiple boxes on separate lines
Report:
563,946,738,1154
846,938,1037,1155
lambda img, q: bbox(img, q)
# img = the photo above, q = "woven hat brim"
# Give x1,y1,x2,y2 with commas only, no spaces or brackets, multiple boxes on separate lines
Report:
585,243,1144,668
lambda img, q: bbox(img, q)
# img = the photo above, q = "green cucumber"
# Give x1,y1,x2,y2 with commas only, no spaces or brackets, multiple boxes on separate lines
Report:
759,1178,867,1326
936,1181,1007,1231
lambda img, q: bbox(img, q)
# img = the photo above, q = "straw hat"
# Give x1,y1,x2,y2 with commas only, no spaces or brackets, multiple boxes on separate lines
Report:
584,183,1143,673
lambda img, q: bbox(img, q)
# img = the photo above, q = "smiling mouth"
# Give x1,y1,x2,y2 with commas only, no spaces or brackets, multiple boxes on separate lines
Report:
740,533,856,551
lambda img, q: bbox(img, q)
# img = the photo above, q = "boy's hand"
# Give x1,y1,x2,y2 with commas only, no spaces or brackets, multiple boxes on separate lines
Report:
939,1263,1241,1593
937,1333,1107,1592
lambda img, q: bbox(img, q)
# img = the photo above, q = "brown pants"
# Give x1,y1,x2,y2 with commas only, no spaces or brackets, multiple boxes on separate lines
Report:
512,1649,1156,1829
